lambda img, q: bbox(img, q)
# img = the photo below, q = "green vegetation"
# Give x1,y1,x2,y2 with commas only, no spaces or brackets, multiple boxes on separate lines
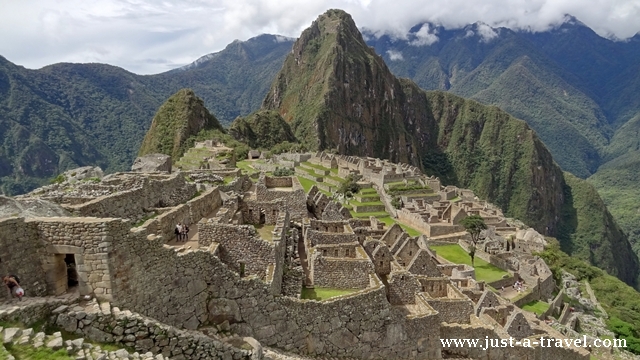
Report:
138,89,224,160
49,174,66,184
301,287,357,300
337,174,361,198
558,173,639,286
538,238,640,354
429,244,509,283
378,217,422,237
588,151,640,260
521,300,550,315
273,167,294,176
229,110,297,149
296,176,316,192
4,343,73,360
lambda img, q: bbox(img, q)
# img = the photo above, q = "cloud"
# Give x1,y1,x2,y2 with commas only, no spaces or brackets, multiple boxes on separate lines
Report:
409,24,439,46
0,0,639,74
386,50,404,61
476,23,499,43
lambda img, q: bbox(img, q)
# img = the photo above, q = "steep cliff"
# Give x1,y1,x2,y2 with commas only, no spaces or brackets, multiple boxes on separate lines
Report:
261,9,639,286
229,110,297,149
138,89,224,159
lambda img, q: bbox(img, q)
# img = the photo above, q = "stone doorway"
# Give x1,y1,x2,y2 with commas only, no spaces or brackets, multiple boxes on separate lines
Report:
44,245,89,296
65,254,79,289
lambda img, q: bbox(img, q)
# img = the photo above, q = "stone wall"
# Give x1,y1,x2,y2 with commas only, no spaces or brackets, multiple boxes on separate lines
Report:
424,285,474,324
387,271,421,305
198,222,275,278
109,229,443,358
64,173,197,220
243,199,286,225
255,183,306,220
51,300,255,359
0,217,48,300
307,229,357,246
312,254,375,289
264,176,293,188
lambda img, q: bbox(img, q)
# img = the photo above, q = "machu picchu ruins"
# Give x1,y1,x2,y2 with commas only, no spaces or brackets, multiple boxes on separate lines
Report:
0,148,613,360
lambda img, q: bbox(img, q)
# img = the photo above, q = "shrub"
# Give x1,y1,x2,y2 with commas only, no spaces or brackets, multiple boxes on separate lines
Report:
273,167,294,176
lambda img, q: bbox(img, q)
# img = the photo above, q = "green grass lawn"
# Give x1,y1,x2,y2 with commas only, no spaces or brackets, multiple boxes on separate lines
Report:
296,176,315,192
301,287,357,300
429,244,510,283
301,162,331,172
521,300,550,315
4,344,74,360
236,160,256,174
349,199,384,206
360,188,378,194
254,224,275,241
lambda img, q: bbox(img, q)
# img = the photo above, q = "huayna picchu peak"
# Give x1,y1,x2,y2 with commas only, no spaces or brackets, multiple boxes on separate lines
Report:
138,89,225,160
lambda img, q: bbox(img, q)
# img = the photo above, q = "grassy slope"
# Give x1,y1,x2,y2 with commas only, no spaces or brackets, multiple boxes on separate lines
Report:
429,244,509,283
559,173,639,286
588,151,640,257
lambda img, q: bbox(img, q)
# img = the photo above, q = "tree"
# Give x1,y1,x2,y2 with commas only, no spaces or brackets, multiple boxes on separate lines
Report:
460,215,487,247
338,174,361,197
391,196,403,209
469,245,476,266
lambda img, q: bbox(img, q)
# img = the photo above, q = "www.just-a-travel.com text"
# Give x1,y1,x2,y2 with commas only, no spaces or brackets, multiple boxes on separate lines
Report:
441,336,625,350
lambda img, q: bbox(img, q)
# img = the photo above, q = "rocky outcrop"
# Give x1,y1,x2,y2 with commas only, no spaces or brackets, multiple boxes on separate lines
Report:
138,89,224,160
132,154,172,173
0,196,70,218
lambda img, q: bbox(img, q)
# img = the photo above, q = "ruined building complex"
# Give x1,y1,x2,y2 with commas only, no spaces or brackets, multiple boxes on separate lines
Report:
0,152,590,359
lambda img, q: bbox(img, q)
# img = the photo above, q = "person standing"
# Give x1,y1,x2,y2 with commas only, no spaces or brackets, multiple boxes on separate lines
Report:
184,224,190,242
175,224,182,242
3,275,23,301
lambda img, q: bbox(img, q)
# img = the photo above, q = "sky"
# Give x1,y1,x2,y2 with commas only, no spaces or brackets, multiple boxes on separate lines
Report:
1,0,639,75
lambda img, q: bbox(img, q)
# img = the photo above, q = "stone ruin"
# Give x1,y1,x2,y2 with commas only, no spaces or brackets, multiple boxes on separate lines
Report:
0,153,591,360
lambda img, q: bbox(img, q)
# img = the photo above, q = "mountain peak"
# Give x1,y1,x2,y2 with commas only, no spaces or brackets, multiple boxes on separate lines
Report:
138,88,223,159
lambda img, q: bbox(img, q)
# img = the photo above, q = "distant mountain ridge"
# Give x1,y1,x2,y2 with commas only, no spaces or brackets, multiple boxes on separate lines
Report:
0,34,293,194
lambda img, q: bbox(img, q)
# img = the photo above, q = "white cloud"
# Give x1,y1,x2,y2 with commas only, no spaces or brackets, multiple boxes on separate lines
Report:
476,23,499,43
386,50,404,61
409,23,439,46
0,0,639,74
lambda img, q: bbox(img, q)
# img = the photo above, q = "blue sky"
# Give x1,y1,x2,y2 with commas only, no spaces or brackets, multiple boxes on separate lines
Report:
1,0,639,74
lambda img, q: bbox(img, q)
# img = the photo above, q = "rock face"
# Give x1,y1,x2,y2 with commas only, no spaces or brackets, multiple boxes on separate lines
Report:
0,196,71,218
261,9,640,287
131,154,172,173
62,166,104,183
138,89,224,160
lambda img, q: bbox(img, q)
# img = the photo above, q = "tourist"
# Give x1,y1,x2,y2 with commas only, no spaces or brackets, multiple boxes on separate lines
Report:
3,275,23,301
175,224,182,242
184,224,190,241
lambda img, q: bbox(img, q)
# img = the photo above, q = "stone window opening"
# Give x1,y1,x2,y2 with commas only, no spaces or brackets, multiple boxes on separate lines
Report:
345,249,350,257
334,249,339,257
409,251,412,256
322,249,328,256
